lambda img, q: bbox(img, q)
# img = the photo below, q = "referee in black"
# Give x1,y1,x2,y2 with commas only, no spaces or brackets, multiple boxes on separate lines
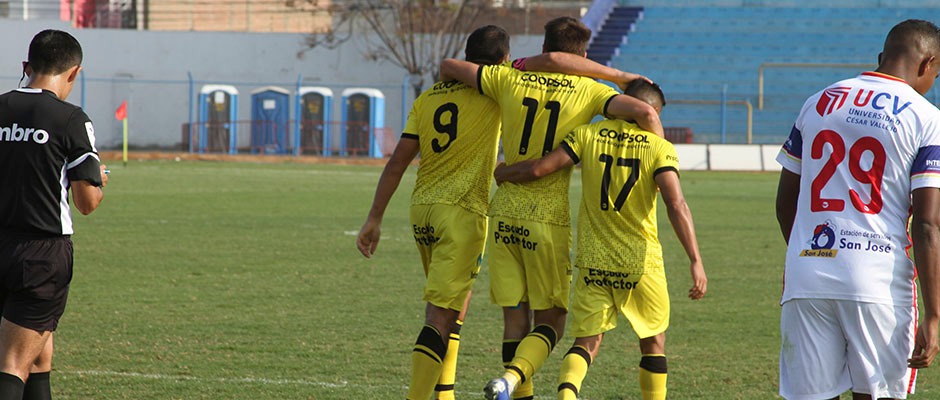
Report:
0,30,107,399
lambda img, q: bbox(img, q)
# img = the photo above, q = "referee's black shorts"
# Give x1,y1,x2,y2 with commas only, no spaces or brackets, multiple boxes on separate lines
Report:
0,235,73,332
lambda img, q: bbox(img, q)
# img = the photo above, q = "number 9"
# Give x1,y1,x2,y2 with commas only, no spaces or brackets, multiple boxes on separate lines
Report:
432,103,458,153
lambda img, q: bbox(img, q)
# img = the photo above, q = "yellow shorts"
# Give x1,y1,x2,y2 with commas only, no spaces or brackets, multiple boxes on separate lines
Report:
487,216,572,310
410,204,486,311
569,267,669,339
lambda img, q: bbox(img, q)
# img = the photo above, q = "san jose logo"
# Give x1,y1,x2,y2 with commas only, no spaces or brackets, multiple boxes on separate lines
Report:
811,222,835,249
800,221,839,258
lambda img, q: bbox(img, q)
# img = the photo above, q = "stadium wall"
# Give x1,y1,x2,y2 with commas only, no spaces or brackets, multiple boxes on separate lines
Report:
0,19,544,150
618,0,940,6
675,144,783,172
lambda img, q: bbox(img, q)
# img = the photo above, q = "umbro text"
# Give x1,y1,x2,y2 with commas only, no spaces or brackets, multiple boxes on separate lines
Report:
0,123,49,144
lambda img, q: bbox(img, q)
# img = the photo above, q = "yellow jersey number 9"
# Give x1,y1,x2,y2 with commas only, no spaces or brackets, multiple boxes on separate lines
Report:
432,102,458,153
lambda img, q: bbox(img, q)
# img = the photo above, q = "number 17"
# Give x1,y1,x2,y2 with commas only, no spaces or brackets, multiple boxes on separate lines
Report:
599,153,639,211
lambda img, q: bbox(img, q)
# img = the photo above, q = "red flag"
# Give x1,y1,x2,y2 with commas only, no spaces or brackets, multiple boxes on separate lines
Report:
74,0,96,28
60,0,71,21
115,100,127,121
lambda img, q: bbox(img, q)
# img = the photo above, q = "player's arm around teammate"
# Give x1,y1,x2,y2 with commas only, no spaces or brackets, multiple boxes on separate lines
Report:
492,146,573,184
440,52,648,92
495,81,706,400
518,51,653,91
606,94,663,137
439,58,663,137
493,145,707,301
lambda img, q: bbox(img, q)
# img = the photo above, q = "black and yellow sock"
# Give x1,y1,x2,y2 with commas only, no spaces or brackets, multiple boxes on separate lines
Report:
407,325,446,400
502,339,533,399
557,345,591,400
639,354,667,400
435,319,462,400
0,372,24,400
505,324,557,399
23,371,51,400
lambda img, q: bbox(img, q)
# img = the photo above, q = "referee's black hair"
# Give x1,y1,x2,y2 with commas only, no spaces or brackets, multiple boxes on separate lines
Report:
28,30,83,75
465,25,510,66
623,79,666,110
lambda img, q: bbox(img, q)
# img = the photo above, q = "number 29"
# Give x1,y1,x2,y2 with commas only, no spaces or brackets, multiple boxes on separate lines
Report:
810,130,885,214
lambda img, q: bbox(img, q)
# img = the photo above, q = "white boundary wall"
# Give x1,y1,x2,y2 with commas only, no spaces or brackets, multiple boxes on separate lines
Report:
0,20,544,149
676,144,784,172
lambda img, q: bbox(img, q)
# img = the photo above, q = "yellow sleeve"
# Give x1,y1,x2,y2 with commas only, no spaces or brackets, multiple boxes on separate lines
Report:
653,140,680,176
586,81,619,117
478,64,510,100
561,127,586,164
403,94,423,137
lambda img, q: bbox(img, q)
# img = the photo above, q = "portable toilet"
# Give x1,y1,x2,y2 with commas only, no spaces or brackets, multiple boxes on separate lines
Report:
250,86,290,154
296,87,333,156
340,88,384,157
198,85,238,154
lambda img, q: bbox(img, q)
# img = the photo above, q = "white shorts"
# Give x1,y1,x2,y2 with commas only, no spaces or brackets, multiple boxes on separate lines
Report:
779,299,917,400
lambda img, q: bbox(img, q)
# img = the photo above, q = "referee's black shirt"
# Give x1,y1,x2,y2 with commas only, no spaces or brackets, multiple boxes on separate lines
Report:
0,88,102,237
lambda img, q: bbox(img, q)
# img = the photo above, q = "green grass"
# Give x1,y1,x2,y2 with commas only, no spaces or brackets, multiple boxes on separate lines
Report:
50,160,938,399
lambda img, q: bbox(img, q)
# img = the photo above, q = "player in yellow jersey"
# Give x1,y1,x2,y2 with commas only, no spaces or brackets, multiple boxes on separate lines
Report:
440,16,663,400
494,80,708,400
356,25,510,400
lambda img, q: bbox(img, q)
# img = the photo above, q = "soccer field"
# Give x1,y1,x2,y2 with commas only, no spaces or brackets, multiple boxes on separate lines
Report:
52,160,939,399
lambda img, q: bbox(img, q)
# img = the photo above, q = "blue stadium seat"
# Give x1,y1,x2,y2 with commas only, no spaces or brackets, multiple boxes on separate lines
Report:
586,6,643,65
601,6,940,143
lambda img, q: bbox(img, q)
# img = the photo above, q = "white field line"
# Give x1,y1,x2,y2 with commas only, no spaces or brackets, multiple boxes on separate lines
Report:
172,166,381,177
61,370,547,398
62,370,353,388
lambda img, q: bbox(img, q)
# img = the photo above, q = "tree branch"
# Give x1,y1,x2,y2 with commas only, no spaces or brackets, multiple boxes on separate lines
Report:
290,0,484,84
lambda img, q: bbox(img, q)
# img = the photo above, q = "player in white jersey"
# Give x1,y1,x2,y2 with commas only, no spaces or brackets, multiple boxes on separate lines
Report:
775,19,940,400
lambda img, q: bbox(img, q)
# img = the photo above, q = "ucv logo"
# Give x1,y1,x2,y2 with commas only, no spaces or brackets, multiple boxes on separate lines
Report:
816,87,850,117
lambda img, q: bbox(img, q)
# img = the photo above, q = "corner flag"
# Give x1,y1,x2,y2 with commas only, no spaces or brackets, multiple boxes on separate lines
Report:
115,100,127,121
116,100,128,166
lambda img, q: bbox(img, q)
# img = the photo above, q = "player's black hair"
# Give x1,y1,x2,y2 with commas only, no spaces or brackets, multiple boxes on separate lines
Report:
623,79,666,110
27,29,83,75
543,16,591,55
465,25,510,66
883,19,940,60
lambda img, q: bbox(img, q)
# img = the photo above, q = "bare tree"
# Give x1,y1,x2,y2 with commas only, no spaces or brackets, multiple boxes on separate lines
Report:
290,0,487,98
